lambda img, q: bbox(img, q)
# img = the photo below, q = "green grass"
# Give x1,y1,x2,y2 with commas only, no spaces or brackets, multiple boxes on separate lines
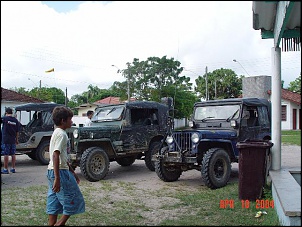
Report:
281,130,301,146
2,130,299,226
1,180,280,226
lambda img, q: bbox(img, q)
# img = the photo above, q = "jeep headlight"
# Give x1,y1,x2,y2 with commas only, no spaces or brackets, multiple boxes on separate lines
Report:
166,135,174,144
191,132,199,143
73,129,79,139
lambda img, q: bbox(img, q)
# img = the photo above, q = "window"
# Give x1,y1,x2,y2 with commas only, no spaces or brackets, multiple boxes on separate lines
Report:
131,108,159,125
281,105,287,121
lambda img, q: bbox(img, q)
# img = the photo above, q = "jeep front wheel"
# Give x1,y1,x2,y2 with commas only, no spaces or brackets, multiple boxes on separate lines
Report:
201,148,231,189
155,146,182,182
80,147,110,182
36,141,50,165
145,141,162,171
116,156,136,166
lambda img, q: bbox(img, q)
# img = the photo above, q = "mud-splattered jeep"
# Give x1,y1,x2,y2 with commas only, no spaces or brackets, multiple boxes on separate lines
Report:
14,103,64,165
153,97,271,189
68,98,173,182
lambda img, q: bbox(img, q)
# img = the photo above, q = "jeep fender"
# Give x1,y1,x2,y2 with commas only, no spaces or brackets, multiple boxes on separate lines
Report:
199,139,236,161
78,139,117,158
17,131,52,151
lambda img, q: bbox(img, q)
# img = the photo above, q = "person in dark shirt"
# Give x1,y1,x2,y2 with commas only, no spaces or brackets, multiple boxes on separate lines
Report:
1,107,21,174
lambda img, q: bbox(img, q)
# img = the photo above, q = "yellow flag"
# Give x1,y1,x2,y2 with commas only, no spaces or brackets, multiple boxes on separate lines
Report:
45,68,54,73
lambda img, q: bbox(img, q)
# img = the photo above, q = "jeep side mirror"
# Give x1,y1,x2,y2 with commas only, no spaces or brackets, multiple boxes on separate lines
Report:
122,120,130,127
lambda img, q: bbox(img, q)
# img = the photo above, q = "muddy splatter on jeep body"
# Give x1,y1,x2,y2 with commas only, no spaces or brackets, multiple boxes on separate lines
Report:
68,98,173,182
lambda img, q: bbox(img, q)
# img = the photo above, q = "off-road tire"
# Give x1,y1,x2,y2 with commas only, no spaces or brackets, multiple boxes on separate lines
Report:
201,148,231,189
116,155,136,166
80,147,110,182
27,151,37,160
35,140,50,165
155,146,182,182
145,141,162,171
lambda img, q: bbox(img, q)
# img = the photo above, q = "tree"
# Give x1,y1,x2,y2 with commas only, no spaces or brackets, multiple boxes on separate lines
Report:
195,68,243,100
11,86,66,104
118,56,195,118
160,85,198,119
287,74,301,94
13,87,30,95
110,81,128,101
122,56,192,100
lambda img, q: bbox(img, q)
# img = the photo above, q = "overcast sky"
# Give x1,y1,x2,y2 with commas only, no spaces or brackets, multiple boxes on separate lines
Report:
1,1,301,99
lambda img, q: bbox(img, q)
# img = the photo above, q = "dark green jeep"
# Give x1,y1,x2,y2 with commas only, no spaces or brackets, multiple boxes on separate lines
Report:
68,98,173,182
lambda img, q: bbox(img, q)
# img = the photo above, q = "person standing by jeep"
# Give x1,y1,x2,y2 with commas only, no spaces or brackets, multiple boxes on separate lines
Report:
84,110,94,127
1,107,20,174
46,106,85,226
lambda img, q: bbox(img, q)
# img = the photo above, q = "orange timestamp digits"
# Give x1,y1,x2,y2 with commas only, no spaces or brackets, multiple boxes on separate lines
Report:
255,199,274,209
220,199,234,209
241,200,274,209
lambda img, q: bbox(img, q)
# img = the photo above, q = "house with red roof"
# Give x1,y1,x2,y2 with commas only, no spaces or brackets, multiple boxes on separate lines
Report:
267,88,301,130
1,87,44,122
242,76,301,130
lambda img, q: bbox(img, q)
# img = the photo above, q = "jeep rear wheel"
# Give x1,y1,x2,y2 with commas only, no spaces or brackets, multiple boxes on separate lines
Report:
27,151,37,160
145,141,162,171
201,148,231,189
116,156,136,166
80,147,110,182
155,146,182,182
36,141,50,165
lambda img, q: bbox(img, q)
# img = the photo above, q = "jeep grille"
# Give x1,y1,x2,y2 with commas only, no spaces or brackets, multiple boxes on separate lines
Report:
172,131,193,152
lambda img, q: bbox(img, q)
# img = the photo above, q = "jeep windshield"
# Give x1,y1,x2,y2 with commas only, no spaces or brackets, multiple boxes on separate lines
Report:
92,106,124,122
194,104,240,121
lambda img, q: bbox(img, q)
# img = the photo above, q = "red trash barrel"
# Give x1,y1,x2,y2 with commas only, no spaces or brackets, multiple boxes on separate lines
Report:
236,140,273,201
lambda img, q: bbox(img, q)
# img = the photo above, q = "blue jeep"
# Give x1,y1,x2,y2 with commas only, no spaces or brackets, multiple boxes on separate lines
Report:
153,97,271,189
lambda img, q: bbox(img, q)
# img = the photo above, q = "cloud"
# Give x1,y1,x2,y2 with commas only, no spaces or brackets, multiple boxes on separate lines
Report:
1,1,300,98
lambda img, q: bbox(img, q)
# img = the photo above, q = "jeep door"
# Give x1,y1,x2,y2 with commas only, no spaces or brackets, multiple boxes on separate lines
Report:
121,108,160,151
240,105,270,140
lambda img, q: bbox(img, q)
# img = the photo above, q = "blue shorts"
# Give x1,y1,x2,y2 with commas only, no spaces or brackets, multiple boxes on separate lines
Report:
1,144,16,155
46,169,85,216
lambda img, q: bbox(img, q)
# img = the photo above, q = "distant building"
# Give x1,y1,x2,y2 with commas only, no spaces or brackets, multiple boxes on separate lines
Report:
242,76,301,130
1,87,44,124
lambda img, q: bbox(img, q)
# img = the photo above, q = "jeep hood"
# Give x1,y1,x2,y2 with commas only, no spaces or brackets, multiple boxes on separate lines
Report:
71,125,121,140
176,129,237,139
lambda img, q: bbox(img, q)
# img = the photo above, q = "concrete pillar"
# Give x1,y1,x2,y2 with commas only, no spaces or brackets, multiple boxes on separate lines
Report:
271,47,282,170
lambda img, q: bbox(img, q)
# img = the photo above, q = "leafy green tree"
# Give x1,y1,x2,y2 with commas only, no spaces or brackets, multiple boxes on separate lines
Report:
11,86,66,104
109,81,128,101
287,74,301,94
119,56,194,118
195,68,243,100
160,85,198,119
124,56,192,95
13,87,30,95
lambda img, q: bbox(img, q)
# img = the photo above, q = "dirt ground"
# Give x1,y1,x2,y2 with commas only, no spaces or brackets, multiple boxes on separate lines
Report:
1,145,299,225
1,154,239,190
2,144,300,190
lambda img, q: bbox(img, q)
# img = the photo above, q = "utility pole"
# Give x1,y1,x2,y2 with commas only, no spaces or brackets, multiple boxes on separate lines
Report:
65,87,67,106
215,79,217,99
205,66,208,101
127,74,130,102
39,80,41,97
